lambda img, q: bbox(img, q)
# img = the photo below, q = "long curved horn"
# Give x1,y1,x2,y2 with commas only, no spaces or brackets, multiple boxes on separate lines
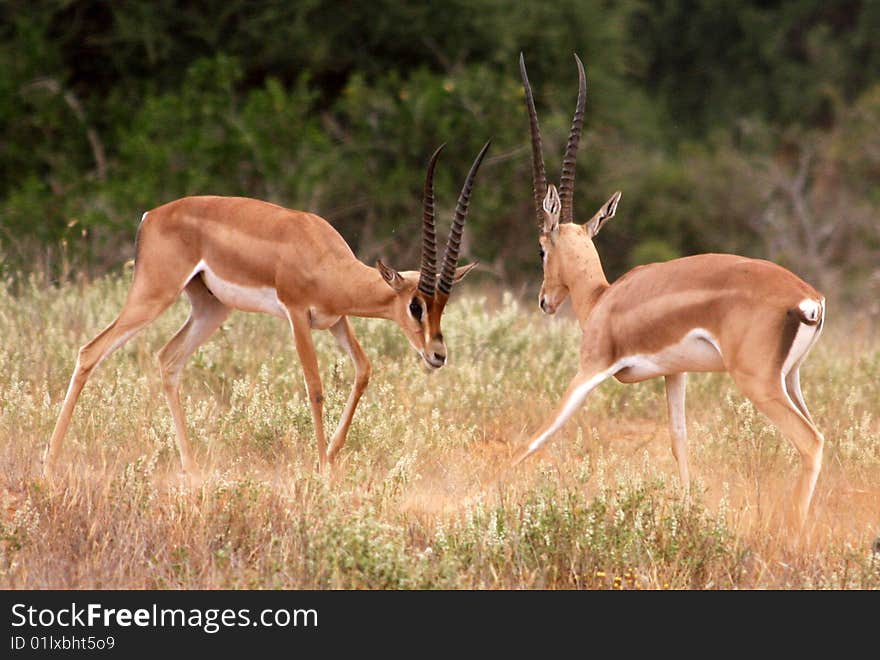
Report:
437,140,491,297
519,53,548,231
559,53,586,224
419,144,444,296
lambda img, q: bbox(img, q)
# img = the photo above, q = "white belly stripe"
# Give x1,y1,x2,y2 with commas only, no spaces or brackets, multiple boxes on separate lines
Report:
193,260,287,318
616,328,724,382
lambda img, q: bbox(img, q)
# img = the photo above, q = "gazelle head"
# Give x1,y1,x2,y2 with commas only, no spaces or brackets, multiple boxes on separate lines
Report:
376,141,490,369
520,53,621,315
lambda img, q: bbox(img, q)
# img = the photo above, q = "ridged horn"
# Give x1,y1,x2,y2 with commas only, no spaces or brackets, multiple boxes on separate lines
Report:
559,53,586,224
419,144,445,296
437,140,491,296
519,53,548,231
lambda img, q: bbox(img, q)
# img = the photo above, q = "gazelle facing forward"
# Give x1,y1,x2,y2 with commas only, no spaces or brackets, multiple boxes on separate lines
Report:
516,53,825,527
45,141,490,479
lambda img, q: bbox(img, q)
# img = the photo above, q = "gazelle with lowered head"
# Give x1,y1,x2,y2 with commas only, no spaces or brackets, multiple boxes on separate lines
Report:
44,141,490,480
515,53,826,528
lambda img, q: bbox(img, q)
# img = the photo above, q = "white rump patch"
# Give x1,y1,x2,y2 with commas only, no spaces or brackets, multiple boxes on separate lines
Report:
782,323,816,378
798,298,821,323
780,300,825,423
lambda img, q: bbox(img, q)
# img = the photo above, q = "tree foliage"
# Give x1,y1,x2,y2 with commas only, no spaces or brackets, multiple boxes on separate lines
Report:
1,0,878,299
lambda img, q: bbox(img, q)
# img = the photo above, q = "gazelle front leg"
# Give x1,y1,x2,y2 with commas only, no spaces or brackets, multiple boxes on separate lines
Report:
326,317,372,463
513,361,619,465
286,308,329,472
665,373,690,492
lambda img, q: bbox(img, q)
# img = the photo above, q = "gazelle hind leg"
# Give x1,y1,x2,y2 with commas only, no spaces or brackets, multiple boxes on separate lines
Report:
729,368,824,530
784,367,813,424
513,363,618,465
326,317,371,463
44,272,184,478
157,277,231,475
665,373,690,491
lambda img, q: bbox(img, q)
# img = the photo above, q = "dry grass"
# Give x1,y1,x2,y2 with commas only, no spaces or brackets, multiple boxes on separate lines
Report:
1,273,878,589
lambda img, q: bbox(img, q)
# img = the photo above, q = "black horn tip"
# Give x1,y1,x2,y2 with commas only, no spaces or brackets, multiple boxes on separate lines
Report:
466,140,491,182
575,54,586,81
429,143,446,162
472,139,491,168
463,140,492,181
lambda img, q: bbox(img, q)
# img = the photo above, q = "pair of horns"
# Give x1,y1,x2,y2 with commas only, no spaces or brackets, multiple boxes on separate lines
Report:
419,141,491,297
520,52,586,228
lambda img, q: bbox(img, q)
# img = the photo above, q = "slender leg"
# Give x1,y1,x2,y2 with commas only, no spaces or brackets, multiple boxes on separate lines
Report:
326,317,371,463
44,274,181,479
665,373,690,491
157,277,231,475
730,368,824,530
513,362,618,465
286,308,328,472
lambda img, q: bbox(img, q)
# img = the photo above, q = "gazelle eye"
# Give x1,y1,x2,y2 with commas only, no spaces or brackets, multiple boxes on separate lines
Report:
409,299,423,321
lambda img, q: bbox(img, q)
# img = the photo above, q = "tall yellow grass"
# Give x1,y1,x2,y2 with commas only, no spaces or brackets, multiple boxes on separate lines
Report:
1,273,878,588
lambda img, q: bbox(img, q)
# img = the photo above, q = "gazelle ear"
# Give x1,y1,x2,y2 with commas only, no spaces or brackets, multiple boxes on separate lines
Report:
452,262,478,284
376,259,407,292
585,191,621,238
542,185,561,238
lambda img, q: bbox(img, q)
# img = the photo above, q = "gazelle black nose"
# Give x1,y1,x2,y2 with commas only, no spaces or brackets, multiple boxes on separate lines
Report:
432,352,446,364
539,297,548,312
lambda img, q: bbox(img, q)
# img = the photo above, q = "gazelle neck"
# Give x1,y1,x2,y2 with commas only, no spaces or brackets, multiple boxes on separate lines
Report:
563,233,610,327
333,259,399,320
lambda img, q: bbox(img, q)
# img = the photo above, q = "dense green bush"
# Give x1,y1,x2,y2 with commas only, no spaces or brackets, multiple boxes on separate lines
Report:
1,1,879,300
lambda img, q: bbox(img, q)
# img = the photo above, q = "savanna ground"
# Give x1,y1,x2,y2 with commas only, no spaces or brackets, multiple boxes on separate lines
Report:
1,272,878,589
